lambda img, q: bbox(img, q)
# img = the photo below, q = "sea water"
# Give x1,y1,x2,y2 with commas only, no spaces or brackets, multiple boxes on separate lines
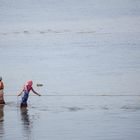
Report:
1,95,140,140
0,0,140,139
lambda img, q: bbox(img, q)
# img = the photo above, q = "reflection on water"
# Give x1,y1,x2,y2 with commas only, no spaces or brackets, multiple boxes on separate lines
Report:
0,105,4,122
20,107,32,140
0,105,4,139
0,96,139,140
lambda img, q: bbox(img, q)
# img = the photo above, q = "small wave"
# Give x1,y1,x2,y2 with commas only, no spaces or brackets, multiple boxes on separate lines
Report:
77,31,96,34
64,107,84,112
121,105,140,111
0,29,97,36
101,106,109,110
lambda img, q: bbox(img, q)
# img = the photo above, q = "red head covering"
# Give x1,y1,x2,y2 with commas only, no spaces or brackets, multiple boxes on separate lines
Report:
23,80,33,92
27,80,33,86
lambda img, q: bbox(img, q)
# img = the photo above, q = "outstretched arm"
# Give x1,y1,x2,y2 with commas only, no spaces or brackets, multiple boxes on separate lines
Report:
18,89,23,96
32,88,41,96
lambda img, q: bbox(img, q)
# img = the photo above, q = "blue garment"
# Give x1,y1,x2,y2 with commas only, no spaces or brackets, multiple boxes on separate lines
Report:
21,91,29,104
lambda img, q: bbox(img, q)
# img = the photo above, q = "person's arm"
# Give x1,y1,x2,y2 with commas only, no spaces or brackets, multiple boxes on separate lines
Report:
18,89,23,96
32,88,41,96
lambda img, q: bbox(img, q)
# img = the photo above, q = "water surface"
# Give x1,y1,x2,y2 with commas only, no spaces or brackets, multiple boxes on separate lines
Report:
0,95,139,140
0,0,140,139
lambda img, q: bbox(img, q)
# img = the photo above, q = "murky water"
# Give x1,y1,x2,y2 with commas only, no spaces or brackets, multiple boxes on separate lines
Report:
0,0,140,139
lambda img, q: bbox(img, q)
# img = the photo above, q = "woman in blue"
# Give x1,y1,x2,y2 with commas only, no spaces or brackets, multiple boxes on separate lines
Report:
18,80,41,107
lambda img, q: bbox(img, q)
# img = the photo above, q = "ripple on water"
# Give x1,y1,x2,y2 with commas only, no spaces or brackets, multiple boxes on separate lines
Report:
121,105,140,111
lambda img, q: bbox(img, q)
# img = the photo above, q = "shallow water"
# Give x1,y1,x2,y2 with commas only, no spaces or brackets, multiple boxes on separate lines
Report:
0,95,139,140
0,0,140,139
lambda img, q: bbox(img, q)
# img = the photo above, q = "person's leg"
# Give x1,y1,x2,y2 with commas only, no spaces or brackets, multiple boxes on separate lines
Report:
21,92,29,107
0,91,5,104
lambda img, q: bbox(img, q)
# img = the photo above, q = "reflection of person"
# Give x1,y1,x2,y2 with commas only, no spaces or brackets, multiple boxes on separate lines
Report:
18,80,41,108
0,77,5,104
20,107,30,126
20,107,32,139
0,105,4,122
0,105,4,139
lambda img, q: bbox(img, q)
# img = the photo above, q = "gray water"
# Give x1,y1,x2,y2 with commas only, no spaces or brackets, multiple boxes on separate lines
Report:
0,0,140,139
0,95,140,140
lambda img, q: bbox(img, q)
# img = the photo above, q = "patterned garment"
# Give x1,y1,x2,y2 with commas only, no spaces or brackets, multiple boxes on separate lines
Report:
21,91,29,104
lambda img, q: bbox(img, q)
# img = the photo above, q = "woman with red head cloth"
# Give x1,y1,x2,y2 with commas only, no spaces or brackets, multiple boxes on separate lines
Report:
18,80,41,107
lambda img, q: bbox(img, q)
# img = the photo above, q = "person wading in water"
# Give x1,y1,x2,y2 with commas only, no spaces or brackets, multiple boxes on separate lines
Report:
0,77,5,104
18,80,41,108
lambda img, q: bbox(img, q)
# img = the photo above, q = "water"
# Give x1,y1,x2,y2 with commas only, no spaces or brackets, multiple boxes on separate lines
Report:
0,0,140,139
0,95,139,140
